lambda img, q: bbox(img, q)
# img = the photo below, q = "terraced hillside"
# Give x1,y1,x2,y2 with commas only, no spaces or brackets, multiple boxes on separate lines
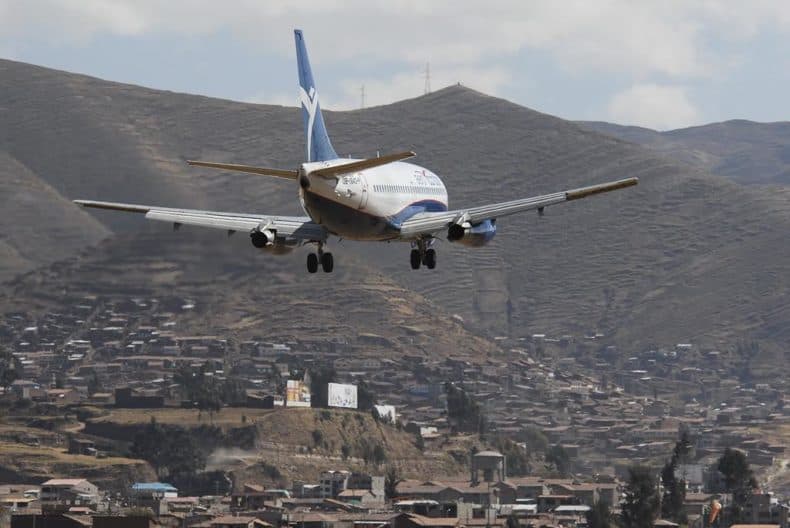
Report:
2,58,790,365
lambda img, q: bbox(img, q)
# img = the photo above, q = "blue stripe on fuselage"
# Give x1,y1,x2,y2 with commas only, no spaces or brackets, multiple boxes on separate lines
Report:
386,200,448,228
302,191,447,240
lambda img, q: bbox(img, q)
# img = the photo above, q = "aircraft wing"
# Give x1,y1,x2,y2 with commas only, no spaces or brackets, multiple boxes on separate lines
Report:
398,177,638,237
73,200,328,241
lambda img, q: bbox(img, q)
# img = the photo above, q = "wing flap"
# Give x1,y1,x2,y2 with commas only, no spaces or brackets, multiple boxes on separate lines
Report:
310,151,416,178
74,200,327,241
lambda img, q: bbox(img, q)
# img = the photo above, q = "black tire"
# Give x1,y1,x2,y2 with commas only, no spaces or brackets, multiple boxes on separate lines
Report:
321,252,334,273
307,253,319,273
424,248,437,269
410,249,421,270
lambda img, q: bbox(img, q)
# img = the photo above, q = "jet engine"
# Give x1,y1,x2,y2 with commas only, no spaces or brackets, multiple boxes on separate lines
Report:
447,219,497,247
249,228,297,254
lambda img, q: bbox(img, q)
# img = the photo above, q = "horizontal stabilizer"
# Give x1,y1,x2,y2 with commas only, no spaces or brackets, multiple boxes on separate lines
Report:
311,151,416,178
186,160,298,180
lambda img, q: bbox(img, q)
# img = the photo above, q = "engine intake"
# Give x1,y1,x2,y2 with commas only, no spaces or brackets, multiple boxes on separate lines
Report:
447,223,468,241
250,229,273,248
447,219,497,247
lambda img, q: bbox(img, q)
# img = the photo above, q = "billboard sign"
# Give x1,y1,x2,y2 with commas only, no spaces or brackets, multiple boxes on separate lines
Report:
374,404,397,424
286,379,311,407
327,383,358,409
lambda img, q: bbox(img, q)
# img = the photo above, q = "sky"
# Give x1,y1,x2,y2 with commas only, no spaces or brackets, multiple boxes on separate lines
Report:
2,1,790,130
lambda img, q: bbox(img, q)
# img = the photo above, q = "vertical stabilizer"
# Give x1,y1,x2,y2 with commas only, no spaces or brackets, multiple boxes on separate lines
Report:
295,30,338,162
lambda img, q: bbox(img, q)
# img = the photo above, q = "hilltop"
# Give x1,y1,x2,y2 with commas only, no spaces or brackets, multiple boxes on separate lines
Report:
579,119,790,186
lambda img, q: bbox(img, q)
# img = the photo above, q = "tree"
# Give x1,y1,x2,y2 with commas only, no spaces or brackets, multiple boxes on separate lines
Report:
621,465,660,528
87,370,102,396
357,380,376,411
662,432,690,523
493,436,531,476
505,513,520,528
385,466,402,500
717,448,758,522
310,365,337,408
444,382,486,435
586,500,613,528
311,429,324,447
0,350,18,391
546,444,572,476
673,426,693,464
522,426,549,454
130,418,206,479
661,459,686,523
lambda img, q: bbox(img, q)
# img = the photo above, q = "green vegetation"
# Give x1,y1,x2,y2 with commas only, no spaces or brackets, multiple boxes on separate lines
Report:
492,436,530,477
87,370,102,396
309,365,337,408
130,417,206,480
385,466,402,500
312,429,324,447
173,364,247,416
585,500,613,528
357,380,376,411
661,429,692,523
621,465,660,528
522,426,549,454
546,444,572,476
717,447,758,522
444,382,485,434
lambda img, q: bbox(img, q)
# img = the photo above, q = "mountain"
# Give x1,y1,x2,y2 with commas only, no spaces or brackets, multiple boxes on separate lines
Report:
2,58,790,366
579,120,790,185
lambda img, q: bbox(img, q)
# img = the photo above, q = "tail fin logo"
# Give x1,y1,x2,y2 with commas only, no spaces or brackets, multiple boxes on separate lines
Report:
300,86,319,162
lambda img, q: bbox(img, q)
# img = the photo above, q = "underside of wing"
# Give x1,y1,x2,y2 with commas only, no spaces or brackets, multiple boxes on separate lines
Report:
399,177,638,238
73,200,327,241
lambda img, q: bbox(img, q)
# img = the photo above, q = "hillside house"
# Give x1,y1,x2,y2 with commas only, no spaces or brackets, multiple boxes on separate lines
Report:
39,479,98,513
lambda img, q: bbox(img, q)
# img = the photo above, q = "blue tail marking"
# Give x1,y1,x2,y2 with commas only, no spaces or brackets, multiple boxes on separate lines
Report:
294,29,338,163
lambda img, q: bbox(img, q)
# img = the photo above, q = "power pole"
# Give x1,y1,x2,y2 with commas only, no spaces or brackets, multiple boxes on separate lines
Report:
424,62,431,95
360,84,365,109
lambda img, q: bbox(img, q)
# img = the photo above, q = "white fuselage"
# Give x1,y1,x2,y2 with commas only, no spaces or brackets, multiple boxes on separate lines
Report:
298,160,449,241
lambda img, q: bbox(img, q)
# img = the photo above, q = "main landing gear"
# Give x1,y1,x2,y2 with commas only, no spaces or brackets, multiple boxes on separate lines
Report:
307,243,333,273
410,239,437,270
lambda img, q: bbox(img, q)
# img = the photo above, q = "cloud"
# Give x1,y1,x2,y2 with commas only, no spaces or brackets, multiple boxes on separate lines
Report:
606,83,699,130
244,91,299,107
3,1,790,124
3,1,790,77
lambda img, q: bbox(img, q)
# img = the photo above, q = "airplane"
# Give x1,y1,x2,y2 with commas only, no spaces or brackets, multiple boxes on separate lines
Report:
75,29,638,274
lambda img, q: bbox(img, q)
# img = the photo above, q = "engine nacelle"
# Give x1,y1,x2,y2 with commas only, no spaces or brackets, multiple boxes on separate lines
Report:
250,229,274,248
250,229,297,254
447,219,497,247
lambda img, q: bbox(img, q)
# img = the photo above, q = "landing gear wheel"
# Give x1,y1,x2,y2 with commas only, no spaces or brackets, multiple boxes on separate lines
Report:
424,248,437,269
321,252,334,273
307,253,319,273
410,249,421,270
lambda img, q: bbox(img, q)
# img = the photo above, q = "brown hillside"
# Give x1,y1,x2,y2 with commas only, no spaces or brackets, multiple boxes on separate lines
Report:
2,59,790,363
